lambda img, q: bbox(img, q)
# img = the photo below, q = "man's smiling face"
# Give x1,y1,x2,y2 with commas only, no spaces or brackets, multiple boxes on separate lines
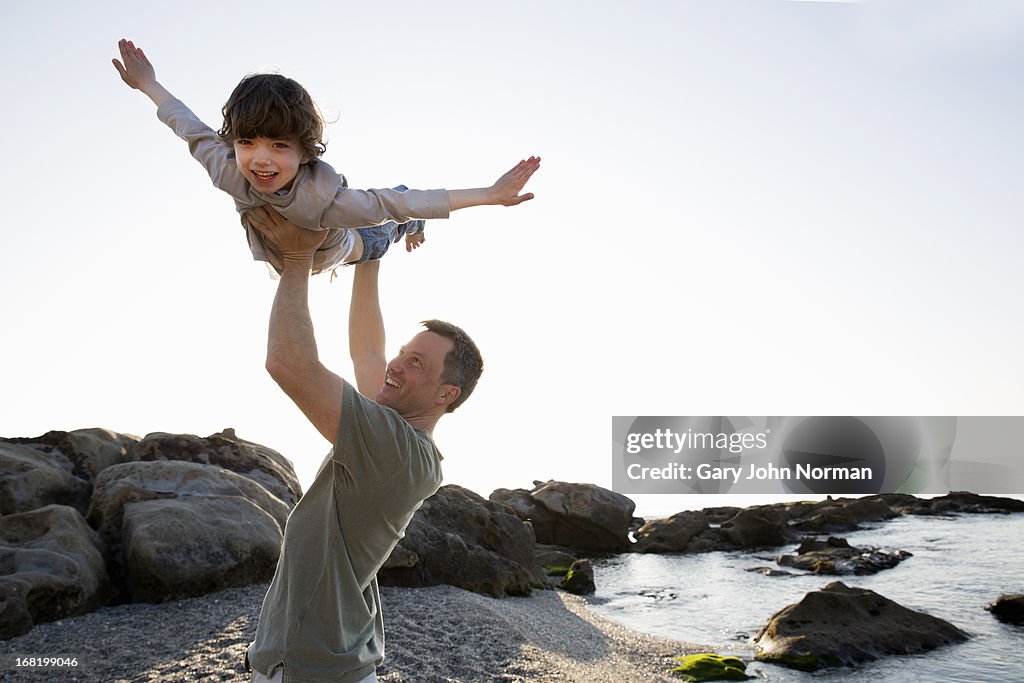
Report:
376,331,457,418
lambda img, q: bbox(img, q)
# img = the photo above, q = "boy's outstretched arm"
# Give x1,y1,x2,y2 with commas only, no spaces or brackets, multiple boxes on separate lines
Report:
112,38,175,108
447,156,541,211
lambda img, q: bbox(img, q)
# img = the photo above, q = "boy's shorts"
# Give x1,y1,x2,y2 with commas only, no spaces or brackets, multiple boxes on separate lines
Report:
353,218,425,264
349,184,425,265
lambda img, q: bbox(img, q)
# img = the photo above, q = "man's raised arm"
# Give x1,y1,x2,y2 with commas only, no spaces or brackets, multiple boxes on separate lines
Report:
349,261,387,397
248,207,345,444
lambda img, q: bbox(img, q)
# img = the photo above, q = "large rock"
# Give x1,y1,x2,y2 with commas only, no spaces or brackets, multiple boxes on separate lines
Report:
87,460,290,601
702,506,743,525
0,505,111,639
489,487,560,541
986,594,1024,624
777,537,912,575
379,485,545,597
560,559,596,595
719,506,796,549
0,442,90,516
790,497,899,533
1,429,139,485
632,511,711,553
927,492,1024,515
754,581,969,671
129,429,302,507
122,496,282,602
492,481,636,553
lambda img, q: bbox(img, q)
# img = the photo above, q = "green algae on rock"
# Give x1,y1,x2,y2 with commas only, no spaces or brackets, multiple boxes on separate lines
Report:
671,653,751,681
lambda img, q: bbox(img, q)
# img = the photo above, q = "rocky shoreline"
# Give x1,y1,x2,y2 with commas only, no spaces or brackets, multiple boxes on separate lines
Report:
4,427,1023,679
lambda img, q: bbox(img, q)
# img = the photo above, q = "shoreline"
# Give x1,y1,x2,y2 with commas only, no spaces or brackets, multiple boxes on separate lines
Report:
0,583,707,683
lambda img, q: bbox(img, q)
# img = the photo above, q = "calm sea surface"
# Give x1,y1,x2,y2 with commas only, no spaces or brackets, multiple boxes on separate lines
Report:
586,512,1024,682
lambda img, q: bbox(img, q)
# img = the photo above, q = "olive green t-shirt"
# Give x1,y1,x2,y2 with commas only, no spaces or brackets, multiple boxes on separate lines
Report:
248,381,444,683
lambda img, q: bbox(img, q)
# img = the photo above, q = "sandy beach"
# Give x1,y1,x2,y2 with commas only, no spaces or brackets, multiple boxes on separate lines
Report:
0,583,705,682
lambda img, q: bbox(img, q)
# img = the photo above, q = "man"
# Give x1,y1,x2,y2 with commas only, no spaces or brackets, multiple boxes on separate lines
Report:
241,206,486,683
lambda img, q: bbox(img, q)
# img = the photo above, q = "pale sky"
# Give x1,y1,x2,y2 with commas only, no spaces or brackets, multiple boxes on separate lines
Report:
2,1,1023,518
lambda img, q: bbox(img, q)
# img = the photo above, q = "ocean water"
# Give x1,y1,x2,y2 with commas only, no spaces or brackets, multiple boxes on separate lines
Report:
586,512,1024,682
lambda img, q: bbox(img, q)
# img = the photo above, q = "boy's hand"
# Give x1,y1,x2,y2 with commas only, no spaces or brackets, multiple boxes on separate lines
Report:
490,156,541,206
405,232,426,252
112,39,174,107
447,156,542,211
112,39,156,90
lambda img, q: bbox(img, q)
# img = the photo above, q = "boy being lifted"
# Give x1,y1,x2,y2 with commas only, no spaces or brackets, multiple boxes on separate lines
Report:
112,39,540,274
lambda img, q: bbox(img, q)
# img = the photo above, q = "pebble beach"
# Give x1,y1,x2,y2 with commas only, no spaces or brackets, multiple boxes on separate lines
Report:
0,583,704,682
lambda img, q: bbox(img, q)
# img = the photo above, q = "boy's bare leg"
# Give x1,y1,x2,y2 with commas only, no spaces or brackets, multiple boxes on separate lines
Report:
405,232,426,252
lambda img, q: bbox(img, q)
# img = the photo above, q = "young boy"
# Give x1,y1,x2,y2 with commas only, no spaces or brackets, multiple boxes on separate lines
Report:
112,39,539,274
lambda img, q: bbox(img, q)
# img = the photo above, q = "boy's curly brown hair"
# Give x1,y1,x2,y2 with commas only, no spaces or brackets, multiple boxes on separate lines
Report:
218,74,326,161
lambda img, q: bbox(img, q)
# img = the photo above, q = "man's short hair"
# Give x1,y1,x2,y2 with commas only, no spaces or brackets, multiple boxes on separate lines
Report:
218,73,326,161
421,320,483,413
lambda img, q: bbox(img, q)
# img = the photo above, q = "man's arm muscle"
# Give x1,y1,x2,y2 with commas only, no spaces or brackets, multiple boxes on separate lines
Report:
349,261,387,397
250,207,343,444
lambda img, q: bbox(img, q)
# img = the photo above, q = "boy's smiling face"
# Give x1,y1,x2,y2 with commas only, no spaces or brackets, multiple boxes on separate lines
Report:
234,137,309,194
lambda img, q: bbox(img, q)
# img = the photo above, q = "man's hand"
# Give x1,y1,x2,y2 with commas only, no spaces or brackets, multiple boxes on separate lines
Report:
112,39,174,107
247,206,330,264
490,156,541,206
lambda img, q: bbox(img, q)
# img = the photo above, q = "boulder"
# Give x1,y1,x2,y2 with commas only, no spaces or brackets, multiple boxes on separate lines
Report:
719,506,795,549
632,511,710,553
122,496,283,602
986,594,1024,624
492,481,635,553
87,460,290,600
489,487,560,542
777,537,912,575
379,485,545,597
790,497,898,534
754,581,969,671
129,429,302,507
560,559,596,595
866,493,935,516
1,429,139,484
927,492,1024,515
534,544,578,572
0,505,111,639
531,481,636,552
0,442,91,516
702,506,742,525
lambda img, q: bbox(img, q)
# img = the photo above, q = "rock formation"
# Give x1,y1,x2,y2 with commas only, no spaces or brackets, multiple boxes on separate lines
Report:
632,510,712,553
0,505,112,639
490,481,636,552
986,594,1024,624
560,559,596,595
0,428,299,640
754,581,969,670
379,485,545,597
777,537,912,575
718,505,796,549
